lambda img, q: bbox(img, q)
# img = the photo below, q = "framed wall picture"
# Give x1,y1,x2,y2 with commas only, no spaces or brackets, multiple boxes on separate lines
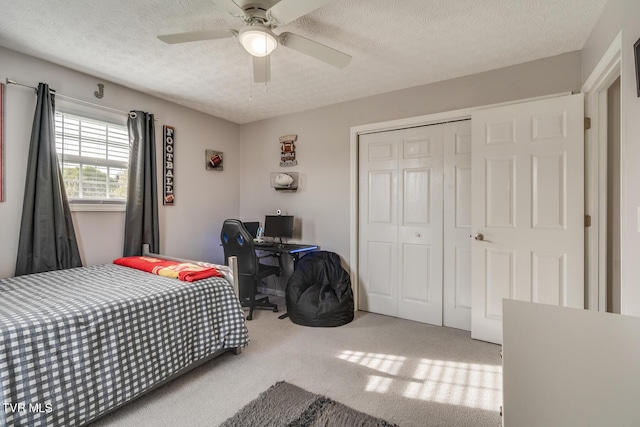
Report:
205,150,223,171
635,36,640,97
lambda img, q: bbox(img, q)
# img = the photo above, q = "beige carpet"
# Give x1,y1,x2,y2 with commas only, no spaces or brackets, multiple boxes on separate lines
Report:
92,297,502,427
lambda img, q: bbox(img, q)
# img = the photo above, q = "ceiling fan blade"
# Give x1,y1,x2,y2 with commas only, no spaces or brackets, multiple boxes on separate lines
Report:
158,29,237,44
212,0,245,17
267,0,334,26
253,55,271,83
280,32,351,69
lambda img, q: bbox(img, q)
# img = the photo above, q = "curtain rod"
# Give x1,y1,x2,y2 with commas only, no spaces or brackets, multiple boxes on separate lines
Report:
5,78,154,120
5,78,40,91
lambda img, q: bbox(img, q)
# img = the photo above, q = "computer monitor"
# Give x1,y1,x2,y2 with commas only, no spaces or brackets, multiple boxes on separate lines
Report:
242,221,260,239
264,215,294,241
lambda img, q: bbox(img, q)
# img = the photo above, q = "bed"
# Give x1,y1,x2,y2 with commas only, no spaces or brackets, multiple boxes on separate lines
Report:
0,251,248,427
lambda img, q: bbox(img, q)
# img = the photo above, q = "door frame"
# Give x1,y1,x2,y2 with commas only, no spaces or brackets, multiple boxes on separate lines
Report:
350,93,571,312
581,29,623,312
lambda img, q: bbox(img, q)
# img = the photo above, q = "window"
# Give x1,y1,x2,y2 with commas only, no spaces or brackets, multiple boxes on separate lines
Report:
54,108,129,208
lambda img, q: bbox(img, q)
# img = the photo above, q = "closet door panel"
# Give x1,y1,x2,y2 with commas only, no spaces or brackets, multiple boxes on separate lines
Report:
358,132,398,317
397,126,443,325
360,122,461,327
444,121,472,330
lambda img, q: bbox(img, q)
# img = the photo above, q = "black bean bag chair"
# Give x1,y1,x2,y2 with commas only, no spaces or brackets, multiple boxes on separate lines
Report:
286,251,354,327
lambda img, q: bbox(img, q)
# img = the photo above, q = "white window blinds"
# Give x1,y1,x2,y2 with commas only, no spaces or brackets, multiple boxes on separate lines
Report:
55,112,129,203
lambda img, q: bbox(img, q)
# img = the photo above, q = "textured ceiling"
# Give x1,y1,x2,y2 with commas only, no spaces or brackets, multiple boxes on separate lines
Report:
0,0,606,124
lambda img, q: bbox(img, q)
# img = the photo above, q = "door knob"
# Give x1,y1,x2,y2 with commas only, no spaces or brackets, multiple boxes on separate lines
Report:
474,233,484,241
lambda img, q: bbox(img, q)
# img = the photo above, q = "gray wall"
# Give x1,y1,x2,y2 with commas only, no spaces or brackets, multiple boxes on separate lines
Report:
239,52,583,268
581,0,640,316
0,47,585,287
0,47,240,278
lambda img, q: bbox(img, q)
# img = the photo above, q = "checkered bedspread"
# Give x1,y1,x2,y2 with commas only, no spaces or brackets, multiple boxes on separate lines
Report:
0,263,248,427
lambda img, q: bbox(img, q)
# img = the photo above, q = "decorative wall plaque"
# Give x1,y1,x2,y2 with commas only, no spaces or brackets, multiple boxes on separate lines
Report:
163,125,175,205
279,134,297,167
206,149,223,171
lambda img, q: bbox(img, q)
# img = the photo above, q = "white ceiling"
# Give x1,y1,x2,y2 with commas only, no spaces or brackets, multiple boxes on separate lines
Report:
0,0,607,124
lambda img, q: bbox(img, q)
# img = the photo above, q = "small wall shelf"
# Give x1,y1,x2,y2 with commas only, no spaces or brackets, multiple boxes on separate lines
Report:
270,172,298,192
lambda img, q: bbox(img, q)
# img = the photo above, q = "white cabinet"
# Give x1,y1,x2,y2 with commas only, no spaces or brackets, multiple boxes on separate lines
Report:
503,299,640,426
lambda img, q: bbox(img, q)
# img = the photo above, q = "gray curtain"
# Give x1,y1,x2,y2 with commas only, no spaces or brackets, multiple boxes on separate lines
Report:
123,111,159,256
15,83,82,276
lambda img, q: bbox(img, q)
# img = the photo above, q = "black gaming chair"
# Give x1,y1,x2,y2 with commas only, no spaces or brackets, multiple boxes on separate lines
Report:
220,219,280,320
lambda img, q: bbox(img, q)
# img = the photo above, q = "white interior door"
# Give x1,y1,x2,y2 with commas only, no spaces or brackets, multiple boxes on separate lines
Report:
359,126,444,325
443,121,472,330
471,93,585,344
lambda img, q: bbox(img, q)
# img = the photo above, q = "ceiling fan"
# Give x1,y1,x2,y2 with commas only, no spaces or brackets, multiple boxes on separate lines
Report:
158,0,352,83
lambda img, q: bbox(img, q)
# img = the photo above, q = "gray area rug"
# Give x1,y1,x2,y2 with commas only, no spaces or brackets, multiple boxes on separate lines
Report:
220,381,398,427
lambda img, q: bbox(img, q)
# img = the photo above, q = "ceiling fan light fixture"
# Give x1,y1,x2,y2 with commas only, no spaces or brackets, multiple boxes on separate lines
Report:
239,26,278,57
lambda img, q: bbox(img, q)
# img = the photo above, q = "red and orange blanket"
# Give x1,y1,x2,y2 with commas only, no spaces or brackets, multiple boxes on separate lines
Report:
114,256,222,282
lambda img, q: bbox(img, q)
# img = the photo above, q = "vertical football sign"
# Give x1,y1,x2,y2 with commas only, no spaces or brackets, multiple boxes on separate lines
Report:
163,126,175,205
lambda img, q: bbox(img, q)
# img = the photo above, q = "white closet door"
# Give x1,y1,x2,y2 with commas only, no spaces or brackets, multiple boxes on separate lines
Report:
358,131,399,317
397,126,444,325
471,93,584,344
359,126,444,325
443,121,472,330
